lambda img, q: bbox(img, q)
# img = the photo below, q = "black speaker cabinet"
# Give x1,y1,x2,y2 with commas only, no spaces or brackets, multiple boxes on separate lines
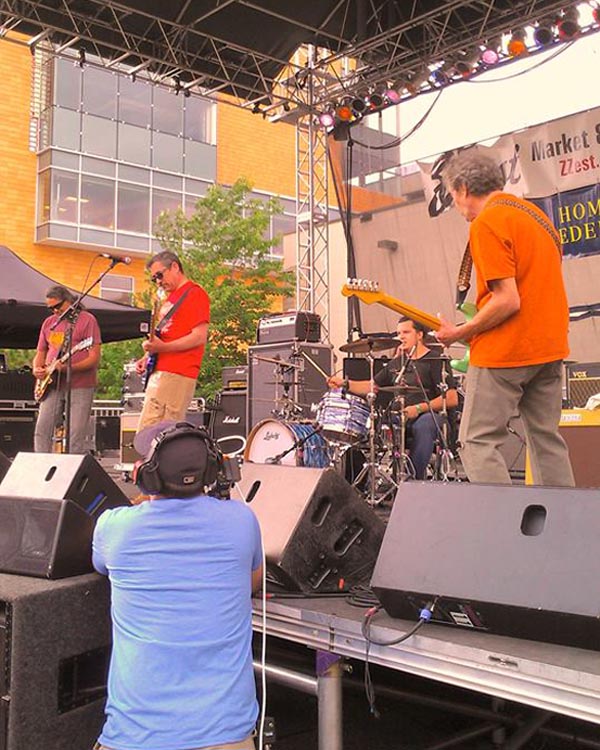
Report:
371,482,600,650
210,390,247,443
247,342,332,430
0,572,111,749
0,453,129,518
233,463,385,592
0,496,94,578
0,409,36,458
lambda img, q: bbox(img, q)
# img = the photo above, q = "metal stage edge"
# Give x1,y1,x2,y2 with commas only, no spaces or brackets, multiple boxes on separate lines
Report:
252,596,600,727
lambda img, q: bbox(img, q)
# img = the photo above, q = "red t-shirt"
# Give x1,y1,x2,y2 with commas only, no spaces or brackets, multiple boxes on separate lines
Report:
155,281,210,380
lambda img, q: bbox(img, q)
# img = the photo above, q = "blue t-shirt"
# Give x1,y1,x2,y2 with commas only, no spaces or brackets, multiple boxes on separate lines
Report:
92,495,262,750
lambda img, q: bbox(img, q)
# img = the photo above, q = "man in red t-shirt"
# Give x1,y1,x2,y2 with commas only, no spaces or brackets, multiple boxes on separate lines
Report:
136,251,210,433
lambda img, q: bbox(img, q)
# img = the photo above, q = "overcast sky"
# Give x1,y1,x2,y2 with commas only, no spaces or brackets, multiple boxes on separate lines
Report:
386,30,600,164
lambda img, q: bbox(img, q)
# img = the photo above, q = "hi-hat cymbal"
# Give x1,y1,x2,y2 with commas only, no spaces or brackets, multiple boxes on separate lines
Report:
377,384,422,393
340,337,400,354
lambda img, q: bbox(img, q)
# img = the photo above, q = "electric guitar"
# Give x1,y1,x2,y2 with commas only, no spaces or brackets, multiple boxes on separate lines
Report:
142,293,165,391
34,336,94,402
341,279,473,373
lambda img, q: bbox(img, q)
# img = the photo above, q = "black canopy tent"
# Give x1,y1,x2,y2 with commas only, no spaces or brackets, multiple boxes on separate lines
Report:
0,246,150,349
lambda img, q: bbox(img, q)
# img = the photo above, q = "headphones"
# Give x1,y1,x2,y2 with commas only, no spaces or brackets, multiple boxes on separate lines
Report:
135,422,224,497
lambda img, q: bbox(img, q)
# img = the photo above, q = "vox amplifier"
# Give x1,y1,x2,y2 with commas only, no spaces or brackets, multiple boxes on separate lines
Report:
566,361,600,407
257,312,321,344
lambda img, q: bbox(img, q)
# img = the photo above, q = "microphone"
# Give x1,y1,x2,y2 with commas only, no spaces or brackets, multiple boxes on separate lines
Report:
99,253,132,265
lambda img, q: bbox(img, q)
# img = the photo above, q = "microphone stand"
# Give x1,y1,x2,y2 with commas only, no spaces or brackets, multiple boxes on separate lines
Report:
265,424,323,465
50,257,122,453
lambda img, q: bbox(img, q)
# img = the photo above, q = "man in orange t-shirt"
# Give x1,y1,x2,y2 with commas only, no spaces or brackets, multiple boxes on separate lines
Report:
135,251,210,434
437,150,574,486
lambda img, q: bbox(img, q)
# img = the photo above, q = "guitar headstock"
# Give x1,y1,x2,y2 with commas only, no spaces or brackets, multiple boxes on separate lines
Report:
341,278,383,303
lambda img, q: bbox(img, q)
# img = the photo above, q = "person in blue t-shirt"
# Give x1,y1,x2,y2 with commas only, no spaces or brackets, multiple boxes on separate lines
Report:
92,421,263,750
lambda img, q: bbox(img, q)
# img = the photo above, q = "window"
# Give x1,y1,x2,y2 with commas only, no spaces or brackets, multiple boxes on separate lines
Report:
82,67,117,119
51,170,79,223
271,214,296,257
81,175,115,228
54,58,82,111
38,170,51,223
118,122,151,165
117,183,149,233
118,76,152,127
152,131,184,172
51,108,81,150
152,87,183,135
152,189,182,232
82,115,117,159
100,274,134,305
184,96,213,143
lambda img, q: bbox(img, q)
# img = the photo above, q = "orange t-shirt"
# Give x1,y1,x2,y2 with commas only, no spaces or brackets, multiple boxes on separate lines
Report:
469,193,569,368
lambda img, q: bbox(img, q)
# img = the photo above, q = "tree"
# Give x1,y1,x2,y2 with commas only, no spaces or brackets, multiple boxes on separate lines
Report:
154,178,295,398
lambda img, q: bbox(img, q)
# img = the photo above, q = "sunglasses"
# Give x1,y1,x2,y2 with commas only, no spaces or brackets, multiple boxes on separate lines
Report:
151,270,166,284
48,302,63,312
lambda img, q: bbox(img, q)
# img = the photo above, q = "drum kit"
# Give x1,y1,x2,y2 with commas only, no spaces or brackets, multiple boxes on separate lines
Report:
245,337,461,505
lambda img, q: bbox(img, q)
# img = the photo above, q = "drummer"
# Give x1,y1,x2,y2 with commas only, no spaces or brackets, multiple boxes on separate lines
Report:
327,317,459,479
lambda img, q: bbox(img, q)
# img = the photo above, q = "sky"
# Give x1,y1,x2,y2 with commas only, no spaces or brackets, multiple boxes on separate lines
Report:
381,25,600,165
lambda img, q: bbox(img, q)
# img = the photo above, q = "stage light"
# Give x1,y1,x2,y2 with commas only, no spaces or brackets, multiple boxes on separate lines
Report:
558,7,580,40
384,88,401,104
350,96,368,115
533,17,556,46
318,111,335,128
480,37,501,65
507,29,528,57
368,91,384,110
406,66,428,95
335,99,354,122
77,47,86,68
453,48,479,76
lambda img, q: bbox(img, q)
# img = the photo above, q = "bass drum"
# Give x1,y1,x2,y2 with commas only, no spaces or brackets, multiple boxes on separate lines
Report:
244,419,330,468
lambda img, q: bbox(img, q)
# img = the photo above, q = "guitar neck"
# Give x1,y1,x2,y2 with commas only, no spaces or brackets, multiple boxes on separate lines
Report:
371,292,441,331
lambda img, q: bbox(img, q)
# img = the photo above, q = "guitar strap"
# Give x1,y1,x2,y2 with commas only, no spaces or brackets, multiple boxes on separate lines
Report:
456,197,562,307
154,286,192,336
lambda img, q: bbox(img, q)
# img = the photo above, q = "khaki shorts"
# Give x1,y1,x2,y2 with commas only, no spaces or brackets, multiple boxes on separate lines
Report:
137,370,197,434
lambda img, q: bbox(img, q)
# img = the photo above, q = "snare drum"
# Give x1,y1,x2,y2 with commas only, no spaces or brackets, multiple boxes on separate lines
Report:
316,389,370,443
244,419,330,468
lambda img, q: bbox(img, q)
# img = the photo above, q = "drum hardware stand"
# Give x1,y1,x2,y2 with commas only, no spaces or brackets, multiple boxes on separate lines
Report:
351,347,398,506
429,363,462,481
265,424,324,465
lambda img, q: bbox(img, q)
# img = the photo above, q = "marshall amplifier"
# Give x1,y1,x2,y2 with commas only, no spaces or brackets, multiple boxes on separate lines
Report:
257,312,321,344
221,365,248,390
567,361,600,407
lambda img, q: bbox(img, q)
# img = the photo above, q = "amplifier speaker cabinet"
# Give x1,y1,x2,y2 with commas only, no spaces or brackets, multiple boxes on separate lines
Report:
0,453,129,518
210,390,247,449
0,409,36,458
0,372,35,402
371,481,600,650
221,365,248,390
567,361,600,407
233,463,385,592
0,573,110,747
256,311,321,344
248,342,332,430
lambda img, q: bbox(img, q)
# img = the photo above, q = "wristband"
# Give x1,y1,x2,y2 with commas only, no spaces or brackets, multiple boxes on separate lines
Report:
341,378,350,391
415,403,425,415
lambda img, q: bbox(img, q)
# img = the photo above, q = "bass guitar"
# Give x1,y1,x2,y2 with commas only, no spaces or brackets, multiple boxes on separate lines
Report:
34,336,94,402
341,278,473,373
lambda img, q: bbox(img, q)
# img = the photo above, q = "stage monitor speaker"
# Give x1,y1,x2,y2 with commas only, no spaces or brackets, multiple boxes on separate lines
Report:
0,495,94,578
0,451,9,483
232,463,385,593
0,453,129,518
371,482,600,650
0,573,110,748
247,342,332,430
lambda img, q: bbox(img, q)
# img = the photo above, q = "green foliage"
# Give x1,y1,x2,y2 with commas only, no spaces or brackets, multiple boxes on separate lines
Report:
3,349,35,371
154,178,295,398
97,339,142,399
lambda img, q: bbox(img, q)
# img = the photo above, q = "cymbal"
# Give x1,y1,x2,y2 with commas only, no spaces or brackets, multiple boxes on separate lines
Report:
251,355,301,369
340,337,400,354
377,384,422,393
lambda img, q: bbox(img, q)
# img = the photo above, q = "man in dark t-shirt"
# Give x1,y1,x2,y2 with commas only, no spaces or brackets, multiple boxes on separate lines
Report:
328,318,458,479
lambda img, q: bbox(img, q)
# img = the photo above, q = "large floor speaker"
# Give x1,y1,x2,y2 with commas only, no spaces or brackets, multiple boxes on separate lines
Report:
247,342,332,430
371,482,600,650
0,496,94,578
0,453,129,517
232,463,385,592
0,573,111,749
